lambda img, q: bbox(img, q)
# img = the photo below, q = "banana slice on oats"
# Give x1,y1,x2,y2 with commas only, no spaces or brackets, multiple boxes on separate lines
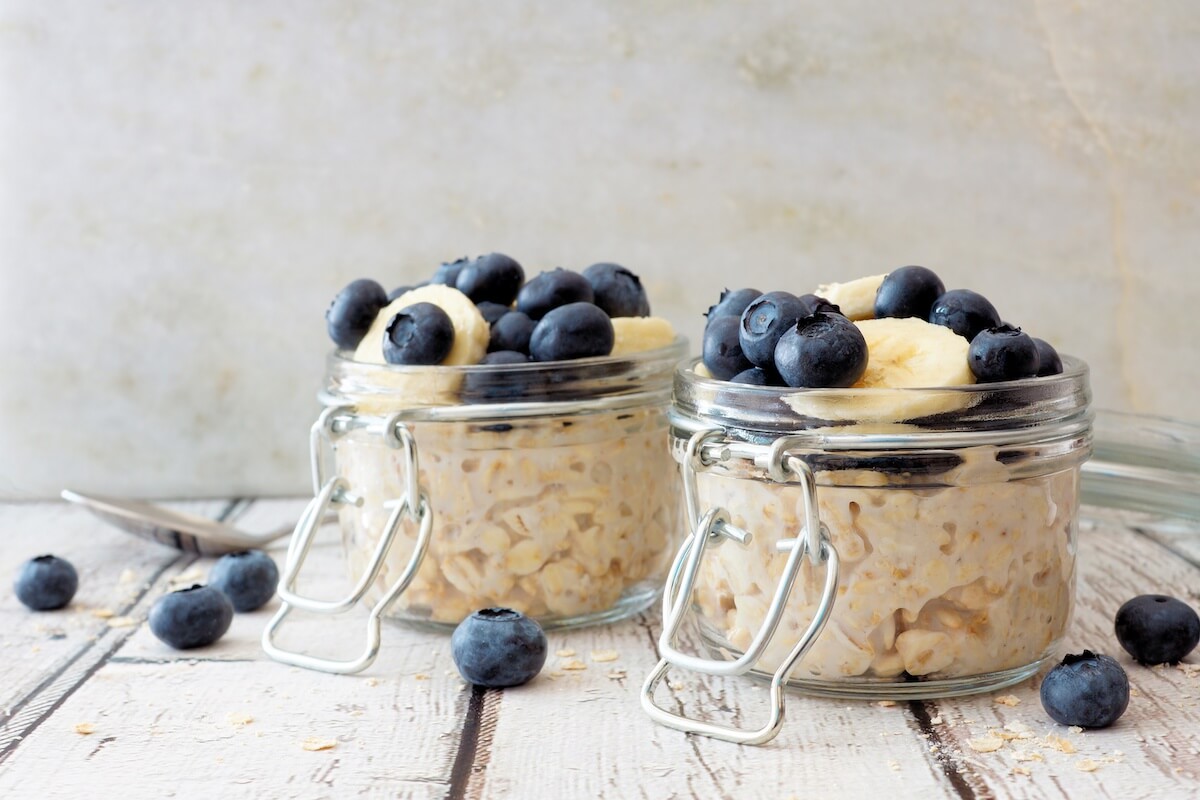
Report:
609,317,676,356
815,273,887,321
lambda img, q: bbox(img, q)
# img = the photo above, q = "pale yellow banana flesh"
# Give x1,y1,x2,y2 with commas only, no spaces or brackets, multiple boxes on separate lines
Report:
353,284,489,366
610,316,676,356
815,273,887,321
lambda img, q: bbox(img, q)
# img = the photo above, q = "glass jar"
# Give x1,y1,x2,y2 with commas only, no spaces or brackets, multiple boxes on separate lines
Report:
642,357,1092,744
264,340,687,674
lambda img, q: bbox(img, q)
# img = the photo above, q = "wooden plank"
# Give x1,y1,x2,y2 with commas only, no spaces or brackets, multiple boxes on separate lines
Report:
924,506,1200,800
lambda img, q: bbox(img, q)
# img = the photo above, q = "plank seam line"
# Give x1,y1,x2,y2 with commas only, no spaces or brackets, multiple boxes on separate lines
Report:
1129,526,1200,572
446,685,488,800
906,700,981,800
463,685,502,800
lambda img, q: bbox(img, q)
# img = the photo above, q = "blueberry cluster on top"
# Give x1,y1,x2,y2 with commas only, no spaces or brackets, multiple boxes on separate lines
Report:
701,265,1064,388
326,255,652,366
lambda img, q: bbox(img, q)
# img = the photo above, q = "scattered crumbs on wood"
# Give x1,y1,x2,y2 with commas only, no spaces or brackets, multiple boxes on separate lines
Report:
994,694,1021,707
1012,765,1032,776
413,673,430,681
118,568,137,585
1044,734,1076,754
930,714,943,725
887,760,900,772
227,712,253,728
546,671,563,680
1012,749,1043,763
967,736,1005,753
1068,725,1084,734
875,699,896,708
606,669,627,680
929,744,940,755
556,649,576,658
107,616,140,628
74,723,96,735
1075,758,1100,772
365,678,380,687
995,721,1034,741
169,568,205,588
1130,687,1141,697
301,737,337,752
589,649,619,663
1178,663,1200,679
91,608,115,619
560,658,587,671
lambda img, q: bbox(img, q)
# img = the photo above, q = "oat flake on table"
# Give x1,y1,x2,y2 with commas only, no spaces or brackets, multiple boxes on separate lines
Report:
1075,758,1100,772
301,737,337,752
73,722,96,735
993,694,1021,706
589,649,619,663
967,736,1005,753
560,658,587,671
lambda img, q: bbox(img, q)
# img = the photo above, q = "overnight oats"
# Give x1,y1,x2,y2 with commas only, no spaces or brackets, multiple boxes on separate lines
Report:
647,267,1092,727
300,255,685,632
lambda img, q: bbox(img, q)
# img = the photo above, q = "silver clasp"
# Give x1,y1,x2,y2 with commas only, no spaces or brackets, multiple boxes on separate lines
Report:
262,408,433,674
641,430,841,745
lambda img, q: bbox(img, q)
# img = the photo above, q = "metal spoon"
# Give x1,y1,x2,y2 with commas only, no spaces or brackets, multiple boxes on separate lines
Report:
61,489,307,557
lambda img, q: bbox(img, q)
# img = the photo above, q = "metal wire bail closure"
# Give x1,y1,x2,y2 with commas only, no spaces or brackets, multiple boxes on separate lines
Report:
262,409,433,674
641,430,841,745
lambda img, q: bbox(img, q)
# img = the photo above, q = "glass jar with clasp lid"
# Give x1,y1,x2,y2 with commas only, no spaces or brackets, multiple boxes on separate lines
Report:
641,356,1092,744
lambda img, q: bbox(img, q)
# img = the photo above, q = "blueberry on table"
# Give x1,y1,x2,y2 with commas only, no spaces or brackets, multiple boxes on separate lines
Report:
431,256,472,286
773,312,869,388
14,555,78,611
382,303,456,365
705,288,762,324
582,263,651,317
1115,595,1200,665
149,585,234,650
875,266,945,320
451,608,547,688
1039,650,1129,728
476,301,512,327
489,311,537,354
456,253,525,306
702,315,754,380
738,291,810,368
326,278,388,349
928,289,1001,342
729,366,780,386
1033,337,1064,377
517,268,595,320
528,302,614,361
968,324,1041,382
208,550,279,613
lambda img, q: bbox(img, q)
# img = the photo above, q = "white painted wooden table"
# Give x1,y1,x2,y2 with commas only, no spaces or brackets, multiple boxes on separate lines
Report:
1,498,1198,799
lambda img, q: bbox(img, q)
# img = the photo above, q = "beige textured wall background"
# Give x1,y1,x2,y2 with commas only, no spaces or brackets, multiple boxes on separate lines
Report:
1,1,1197,498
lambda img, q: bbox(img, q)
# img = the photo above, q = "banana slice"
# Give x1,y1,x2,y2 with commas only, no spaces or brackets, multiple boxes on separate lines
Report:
609,317,676,356
815,273,887,321
349,285,490,411
783,317,976,423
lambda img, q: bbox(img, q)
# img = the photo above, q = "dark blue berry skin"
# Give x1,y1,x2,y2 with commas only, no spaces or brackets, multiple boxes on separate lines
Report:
476,301,512,326
528,302,614,362
969,324,1041,382
489,311,536,354
431,257,471,286
1033,337,1064,377
729,367,781,386
705,288,762,324
14,555,78,611
462,351,536,402
796,293,842,317
148,585,234,650
582,263,650,317
1115,595,1200,665
1040,650,1129,728
326,279,388,349
481,350,531,366
928,289,1001,341
382,303,455,365
702,315,754,380
773,312,869,388
517,269,595,320
451,608,547,688
208,550,279,613
456,253,525,306
875,266,945,320
738,291,810,368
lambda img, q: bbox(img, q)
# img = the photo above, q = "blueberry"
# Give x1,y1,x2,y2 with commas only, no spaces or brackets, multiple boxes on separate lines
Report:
1039,650,1129,728
14,555,78,611
387,284,417,303
476,301,512,326
969,324,1041,382
582,263,650,317
875,266,945,319
489,310,536,354
517,268,595,320
148,585,234,650
462,351,537,402
456,253,525,306
773,312,869,388
738,291,810,368
326,278,387,349
1033,337,1064,377
928,289,1001,341
451,608,547,688
1114,595,1200,665
796,293,842,317
480,350,531,366
208,550,279,613
382,303,455,365
431,256,471,286
729,367,781,386
702,315,754,380
528,302,613,362
705,288,762,324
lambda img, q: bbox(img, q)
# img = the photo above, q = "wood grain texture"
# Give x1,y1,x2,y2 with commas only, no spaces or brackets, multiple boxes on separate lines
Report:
0,499,1197,799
